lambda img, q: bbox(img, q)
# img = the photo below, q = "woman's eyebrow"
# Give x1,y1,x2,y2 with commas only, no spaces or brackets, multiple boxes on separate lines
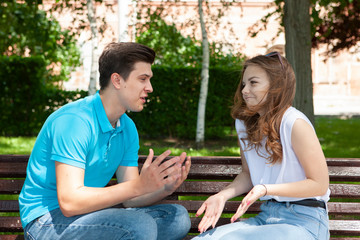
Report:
246,76,260,81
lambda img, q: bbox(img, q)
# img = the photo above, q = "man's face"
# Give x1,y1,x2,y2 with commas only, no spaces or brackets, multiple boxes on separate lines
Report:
118,61,153,112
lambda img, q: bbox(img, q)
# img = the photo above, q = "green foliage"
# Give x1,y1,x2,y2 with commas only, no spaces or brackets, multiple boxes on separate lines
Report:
128,66,242,139
136,14,201,67
0,0,81,83
0,56,87,136
310,0,360,53
250,0,360,54
136,12,245,68
0,56,47,135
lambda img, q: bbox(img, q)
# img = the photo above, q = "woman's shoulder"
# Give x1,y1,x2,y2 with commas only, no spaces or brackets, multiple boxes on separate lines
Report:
235,119,248,139
281,107,313,130
235,119,245,129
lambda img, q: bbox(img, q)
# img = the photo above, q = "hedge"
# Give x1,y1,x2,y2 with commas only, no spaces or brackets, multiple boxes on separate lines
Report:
128,66,242,139
0,56,87,136
0,57,242,139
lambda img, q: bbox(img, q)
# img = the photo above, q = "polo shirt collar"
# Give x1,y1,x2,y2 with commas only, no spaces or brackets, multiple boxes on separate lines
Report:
94,92,124,133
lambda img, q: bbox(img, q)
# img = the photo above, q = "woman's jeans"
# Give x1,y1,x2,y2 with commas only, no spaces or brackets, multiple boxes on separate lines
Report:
193,200,329,240
24,204,191,240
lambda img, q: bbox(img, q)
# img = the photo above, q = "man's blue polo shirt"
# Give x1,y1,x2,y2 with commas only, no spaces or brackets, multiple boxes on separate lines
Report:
18,92,139,228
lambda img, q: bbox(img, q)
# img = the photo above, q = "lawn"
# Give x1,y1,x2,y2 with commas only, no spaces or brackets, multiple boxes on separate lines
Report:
0,117,359,158
316,117,360,158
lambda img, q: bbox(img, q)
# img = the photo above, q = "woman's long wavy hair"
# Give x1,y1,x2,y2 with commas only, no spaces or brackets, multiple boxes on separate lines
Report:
231,53,296,164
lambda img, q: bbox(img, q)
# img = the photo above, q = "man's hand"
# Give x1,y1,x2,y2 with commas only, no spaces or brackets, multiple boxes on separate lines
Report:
138,149,183,194
196,194,227,234
164,152,191,194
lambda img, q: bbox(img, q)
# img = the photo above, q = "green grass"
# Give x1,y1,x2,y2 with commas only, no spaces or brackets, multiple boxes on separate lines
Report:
0,136,36,154
0,117,359,157
316,117,360,158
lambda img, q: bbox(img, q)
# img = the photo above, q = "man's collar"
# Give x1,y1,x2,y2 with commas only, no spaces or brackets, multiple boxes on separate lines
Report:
94,92,125,133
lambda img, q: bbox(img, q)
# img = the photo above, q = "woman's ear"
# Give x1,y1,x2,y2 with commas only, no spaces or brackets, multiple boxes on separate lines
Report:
110,73,123,89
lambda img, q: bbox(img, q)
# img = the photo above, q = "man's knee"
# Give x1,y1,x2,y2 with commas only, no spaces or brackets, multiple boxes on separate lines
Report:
161,204,191,239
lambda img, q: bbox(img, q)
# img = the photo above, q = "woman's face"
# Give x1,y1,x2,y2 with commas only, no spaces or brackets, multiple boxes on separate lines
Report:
241,65,270,115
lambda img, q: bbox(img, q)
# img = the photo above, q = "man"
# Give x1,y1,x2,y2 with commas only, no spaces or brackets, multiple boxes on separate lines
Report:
19,42,191,240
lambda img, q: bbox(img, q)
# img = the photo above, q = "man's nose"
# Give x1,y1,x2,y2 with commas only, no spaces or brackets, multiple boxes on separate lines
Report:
146,80,153,93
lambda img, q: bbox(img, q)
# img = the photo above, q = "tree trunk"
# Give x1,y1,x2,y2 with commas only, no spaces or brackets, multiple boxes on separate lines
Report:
118,0,129,42
284,0,314,124
86,0,98,96
195,0,210,148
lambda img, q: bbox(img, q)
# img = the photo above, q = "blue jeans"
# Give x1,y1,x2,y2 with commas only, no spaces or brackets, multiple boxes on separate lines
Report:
193,200,329,240
24,204,191,240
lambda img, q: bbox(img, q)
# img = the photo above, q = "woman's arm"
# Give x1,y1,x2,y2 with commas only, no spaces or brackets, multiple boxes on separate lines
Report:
264,118,329,198
215,147,253,201
196,145,253,233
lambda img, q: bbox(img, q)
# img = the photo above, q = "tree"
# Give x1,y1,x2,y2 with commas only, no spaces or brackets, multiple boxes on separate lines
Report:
118,0,130,42
136,13,202,67
250,0,360,55
284,0,314,124
249,0,360,122
0,0,81,85
49,0,114,94
311,0,360,55
196,0,210,147
86,0,98,96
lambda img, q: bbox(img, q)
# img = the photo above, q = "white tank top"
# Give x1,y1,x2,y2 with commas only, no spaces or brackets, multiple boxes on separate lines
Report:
235,107,330,202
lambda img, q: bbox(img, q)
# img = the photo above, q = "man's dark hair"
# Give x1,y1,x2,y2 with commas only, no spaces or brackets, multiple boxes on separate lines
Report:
98,42,156,90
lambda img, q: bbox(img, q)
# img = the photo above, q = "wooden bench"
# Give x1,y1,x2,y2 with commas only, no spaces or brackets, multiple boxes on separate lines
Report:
0,155,359,240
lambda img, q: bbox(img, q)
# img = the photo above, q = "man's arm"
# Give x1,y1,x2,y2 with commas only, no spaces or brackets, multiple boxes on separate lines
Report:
56,149,182,217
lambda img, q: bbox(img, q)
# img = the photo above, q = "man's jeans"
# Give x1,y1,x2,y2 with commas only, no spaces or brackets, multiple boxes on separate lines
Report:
193,200,329,240
24,204,191,240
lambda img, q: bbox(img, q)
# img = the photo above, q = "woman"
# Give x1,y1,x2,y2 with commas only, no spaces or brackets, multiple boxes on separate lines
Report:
193,52,330,240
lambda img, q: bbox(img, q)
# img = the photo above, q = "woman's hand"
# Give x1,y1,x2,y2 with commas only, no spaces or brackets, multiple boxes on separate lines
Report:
196,194,227,234
230,184,267,223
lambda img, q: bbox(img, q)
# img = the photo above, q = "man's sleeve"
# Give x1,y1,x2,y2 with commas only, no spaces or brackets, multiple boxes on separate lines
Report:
50,114,91,169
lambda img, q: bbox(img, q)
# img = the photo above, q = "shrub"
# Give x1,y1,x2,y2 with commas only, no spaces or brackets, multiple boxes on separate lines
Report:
0,56,86,136
128,66,242,139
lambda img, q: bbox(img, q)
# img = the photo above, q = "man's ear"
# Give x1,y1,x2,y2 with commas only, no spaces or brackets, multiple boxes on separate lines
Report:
110,73,124,89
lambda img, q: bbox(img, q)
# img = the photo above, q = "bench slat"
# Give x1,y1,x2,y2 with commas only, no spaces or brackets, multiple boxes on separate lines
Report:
0,235,24,240
329,220,360,236
0,180,23,194
1,179,359,199
0,162,27,178
2,199,360,216
0,200,19,212
0,217,22,232
1,157,360,181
